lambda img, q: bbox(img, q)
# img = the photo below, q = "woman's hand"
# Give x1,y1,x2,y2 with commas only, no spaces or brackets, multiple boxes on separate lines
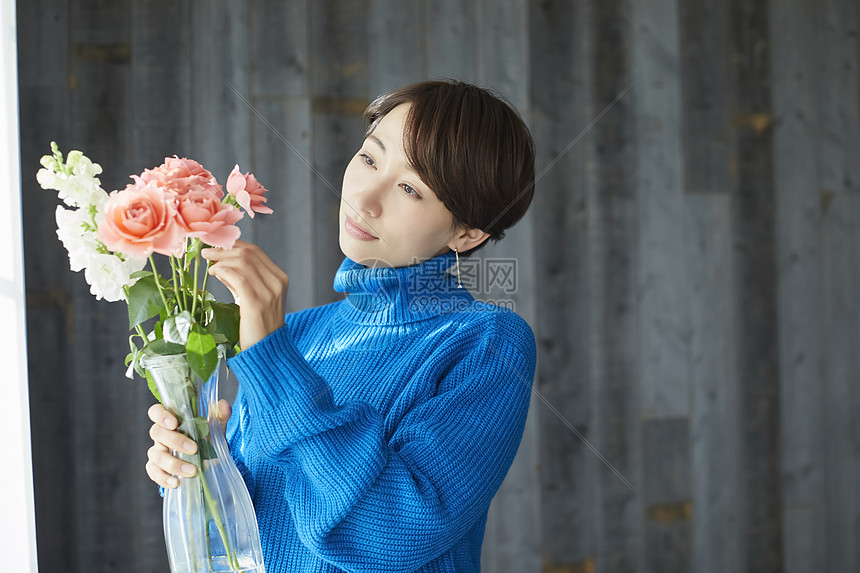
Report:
145,400,232,488
201,240,289,350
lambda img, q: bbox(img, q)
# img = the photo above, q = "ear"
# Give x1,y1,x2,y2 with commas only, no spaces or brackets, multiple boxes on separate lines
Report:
450,226,490,253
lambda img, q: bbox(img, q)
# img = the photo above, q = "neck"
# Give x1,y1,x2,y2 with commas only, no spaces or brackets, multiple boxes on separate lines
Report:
332,250,472,325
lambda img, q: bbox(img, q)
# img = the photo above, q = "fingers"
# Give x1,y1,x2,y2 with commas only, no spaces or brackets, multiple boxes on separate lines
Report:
201,242,289,349
208,258,288,309
202,242,289,297
147,402,199,488
146,400,234,489
146,455,179,488
219,399,232,420
199,239,254,262
146,404,202,488
149,422,198,455
147,443,198,488
218,399,232,431
148,403,177,430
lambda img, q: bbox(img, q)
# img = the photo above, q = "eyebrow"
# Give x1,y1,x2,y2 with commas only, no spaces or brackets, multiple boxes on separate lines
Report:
367,134,386,153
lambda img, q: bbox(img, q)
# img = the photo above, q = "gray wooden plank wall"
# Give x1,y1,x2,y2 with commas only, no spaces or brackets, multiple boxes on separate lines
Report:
16,1,860,572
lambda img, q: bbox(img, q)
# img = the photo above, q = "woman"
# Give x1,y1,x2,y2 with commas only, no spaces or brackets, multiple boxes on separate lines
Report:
146,79,537,572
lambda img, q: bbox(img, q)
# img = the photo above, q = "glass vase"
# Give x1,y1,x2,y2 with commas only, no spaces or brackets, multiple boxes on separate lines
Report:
142,352,265,573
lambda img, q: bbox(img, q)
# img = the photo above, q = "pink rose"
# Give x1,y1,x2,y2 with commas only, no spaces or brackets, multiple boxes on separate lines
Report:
226,165,273,218
176,189,243,249
98,182,185,258
136,156,223,199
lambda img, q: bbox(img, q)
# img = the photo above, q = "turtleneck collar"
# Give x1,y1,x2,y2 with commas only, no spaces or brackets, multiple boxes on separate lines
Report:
332,250,473,324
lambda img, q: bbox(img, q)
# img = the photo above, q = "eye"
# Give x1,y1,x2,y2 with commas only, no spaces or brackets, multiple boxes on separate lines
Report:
401,184,422,199
359,153,375,167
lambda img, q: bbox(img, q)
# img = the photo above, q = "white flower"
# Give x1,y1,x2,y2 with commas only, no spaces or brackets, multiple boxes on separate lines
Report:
55,205,146,300
55,206,101,272
83,252,146,302
65,150,103,179
37,151,107,209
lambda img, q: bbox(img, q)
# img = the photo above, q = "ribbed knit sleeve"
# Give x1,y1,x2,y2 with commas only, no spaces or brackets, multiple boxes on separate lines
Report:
227,318,536,572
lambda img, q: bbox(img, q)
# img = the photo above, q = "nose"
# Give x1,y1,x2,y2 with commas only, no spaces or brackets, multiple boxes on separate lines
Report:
351,179,384,218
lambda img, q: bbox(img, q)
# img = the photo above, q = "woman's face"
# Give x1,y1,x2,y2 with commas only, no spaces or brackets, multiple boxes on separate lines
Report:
338,103,463,268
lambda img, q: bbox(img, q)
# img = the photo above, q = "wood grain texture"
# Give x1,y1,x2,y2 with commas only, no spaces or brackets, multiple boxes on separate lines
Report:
686,195,744,573
309,0,368,305
250,0,309,97
631,0,690,420
130,0,192,166
249,0,314,313
770,1,827,572
729,0,783,570
530,0,595,568
425,0,477,82
368,0,425,96
67,2,143,572
18,0,74,569
642,418,691,573
190,0,251,305
589,1,641,571
679,0,732,194
817,0,860,196
822,194,860,573
472,1,540,571
819,2,860,571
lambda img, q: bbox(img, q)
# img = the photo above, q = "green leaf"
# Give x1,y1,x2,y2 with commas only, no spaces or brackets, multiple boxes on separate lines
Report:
164,310,193,345
144,369,163,403
129,270,153,280
144,338,185,356
208,302,240,348
198,440,217,461
126,275,167,329
186,324,218,381
192,416,210,439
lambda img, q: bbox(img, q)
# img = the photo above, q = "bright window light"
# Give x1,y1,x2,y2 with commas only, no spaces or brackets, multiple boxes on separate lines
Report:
0,1,39,571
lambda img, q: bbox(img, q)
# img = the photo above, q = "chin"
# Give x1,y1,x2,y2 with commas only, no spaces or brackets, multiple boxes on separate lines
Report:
339,237,374,267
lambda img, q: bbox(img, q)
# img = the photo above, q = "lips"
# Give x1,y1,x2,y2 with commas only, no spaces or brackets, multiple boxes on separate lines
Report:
344,215,378,239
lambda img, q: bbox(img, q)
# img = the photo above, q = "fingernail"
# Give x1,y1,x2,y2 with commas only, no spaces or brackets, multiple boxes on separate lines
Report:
182,463,196,476
163,416,176,429
167,477,178,488
184,440,197,454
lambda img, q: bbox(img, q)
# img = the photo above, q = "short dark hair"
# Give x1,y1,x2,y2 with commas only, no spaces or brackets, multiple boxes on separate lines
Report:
363,79,536,256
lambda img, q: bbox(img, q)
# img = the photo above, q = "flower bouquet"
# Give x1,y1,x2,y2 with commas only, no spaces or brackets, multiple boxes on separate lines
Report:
37,142,268,573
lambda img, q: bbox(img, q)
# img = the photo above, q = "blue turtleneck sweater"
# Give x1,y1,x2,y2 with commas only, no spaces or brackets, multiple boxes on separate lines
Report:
225,249,537,573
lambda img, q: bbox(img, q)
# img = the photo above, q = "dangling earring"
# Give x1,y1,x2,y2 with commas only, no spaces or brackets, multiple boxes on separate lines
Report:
454,248,463,288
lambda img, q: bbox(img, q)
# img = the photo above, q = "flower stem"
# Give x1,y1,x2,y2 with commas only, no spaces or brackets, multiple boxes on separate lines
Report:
149,256,171,315
191,255,200,319
170,255,186,312
187,376,241,571
201,260,211,302
185,486,200,573
197,464,241,570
